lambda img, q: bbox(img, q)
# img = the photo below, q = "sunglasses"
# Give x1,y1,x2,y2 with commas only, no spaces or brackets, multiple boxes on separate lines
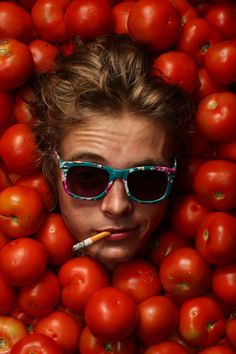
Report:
55,152,176,204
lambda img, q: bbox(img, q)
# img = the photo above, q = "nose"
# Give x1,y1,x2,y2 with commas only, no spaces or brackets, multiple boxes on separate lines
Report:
100,179,133,217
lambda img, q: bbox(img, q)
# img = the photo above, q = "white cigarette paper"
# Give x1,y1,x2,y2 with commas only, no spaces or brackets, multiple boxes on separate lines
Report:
72,231,111,251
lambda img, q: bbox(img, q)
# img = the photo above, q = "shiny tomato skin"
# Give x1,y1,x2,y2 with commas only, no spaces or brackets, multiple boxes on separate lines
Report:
31,0,70,43
204,40,236,85
179,296,226,347
193,67,229,103
29,39,59,74
193,159,236,211
170,193,210,240
135,295,179,346
79,326,137,354
85,287,138,342
0,185,45,238
112,1,135,35
0,275,17,315
0,90,14,127
198,344,236,354
153,51,198,93
0,316,29,354
0,2,34,43
16,173,55,212
205,2,236,40
35,213,75,266
0,38,34,90
144,340,189,354
0,237,47,287
0,123,40,175
10,333,63,354
196,92,236,143
168,0,197,26
148,228,191,267
17,270,60,318
64,0,113,40
58,256,110,314
176,18,223,66
196,211,236,265
34,310,83,353
159,247,212,300
112,258,161,303
212,263,236,306
128,0,181,52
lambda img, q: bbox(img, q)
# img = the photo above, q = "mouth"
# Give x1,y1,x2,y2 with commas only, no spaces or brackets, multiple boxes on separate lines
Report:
97,227,139,241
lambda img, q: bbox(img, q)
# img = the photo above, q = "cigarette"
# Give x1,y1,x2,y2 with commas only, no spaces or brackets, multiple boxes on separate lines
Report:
72,231,111,251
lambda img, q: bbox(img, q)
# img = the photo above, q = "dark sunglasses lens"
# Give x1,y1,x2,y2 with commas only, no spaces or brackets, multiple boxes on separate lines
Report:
67,165,109,198
128,170,168,201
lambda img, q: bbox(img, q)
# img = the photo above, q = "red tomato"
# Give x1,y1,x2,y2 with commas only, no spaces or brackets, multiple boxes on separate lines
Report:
179,296,226,347
10,307,38,330
198,344,236,354
34,310,83,353
196,92,236,143
226,315,236,349
35,213,75,266
193,67,229,103
135,295,179,345
176,18,222,66
148,228,191,267
205,2,236,40
29,39,59,74
0,2,34,43
10,333,63,354
0,185,45,238
58,256,110,314
0,38,34,90
0,231,10,251
13,85,36,125
193,159,236,211
0,275,17,315
0,316,28,354
17,270,60,318
180,157,209,194
153,51,198,93
168,0,197,26
64,0,113,40
112,1,135,35
31,0,70,43
15,173,55,212
212,263,236,306
204,40,236,85
0,123,41,175
159,247,212,299
144,340,189,354
0,237,47,286
196,211,236,265
170,193,210,239
0,90,14,127
85,287,138,342
216,140,236,164
112,258,161,303
18,0,37,11
79,326,137,354
128,0,181,52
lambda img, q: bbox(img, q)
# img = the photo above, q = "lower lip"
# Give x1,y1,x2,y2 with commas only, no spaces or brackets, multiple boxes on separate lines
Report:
105,229,137,241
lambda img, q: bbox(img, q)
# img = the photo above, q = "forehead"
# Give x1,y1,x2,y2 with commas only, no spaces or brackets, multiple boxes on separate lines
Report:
60,113,173,166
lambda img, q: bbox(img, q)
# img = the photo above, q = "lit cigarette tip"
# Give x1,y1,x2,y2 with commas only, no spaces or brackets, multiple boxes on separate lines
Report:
73,231,111,251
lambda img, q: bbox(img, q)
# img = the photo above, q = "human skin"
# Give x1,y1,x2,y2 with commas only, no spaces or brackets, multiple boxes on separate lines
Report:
57,112,174,269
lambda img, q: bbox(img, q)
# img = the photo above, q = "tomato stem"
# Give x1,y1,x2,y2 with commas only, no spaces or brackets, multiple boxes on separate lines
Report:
0,337,8,350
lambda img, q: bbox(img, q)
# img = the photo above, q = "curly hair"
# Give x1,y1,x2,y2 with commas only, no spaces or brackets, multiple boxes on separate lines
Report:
32,33,194,194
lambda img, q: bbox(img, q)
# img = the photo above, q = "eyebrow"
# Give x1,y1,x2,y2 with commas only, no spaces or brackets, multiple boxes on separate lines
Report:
66,152,170,167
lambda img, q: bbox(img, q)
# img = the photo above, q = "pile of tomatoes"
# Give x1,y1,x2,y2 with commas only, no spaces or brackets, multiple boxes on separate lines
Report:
0,0,236,353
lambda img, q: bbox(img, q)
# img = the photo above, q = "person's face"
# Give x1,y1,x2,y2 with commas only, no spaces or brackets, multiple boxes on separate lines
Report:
57,112,173,269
